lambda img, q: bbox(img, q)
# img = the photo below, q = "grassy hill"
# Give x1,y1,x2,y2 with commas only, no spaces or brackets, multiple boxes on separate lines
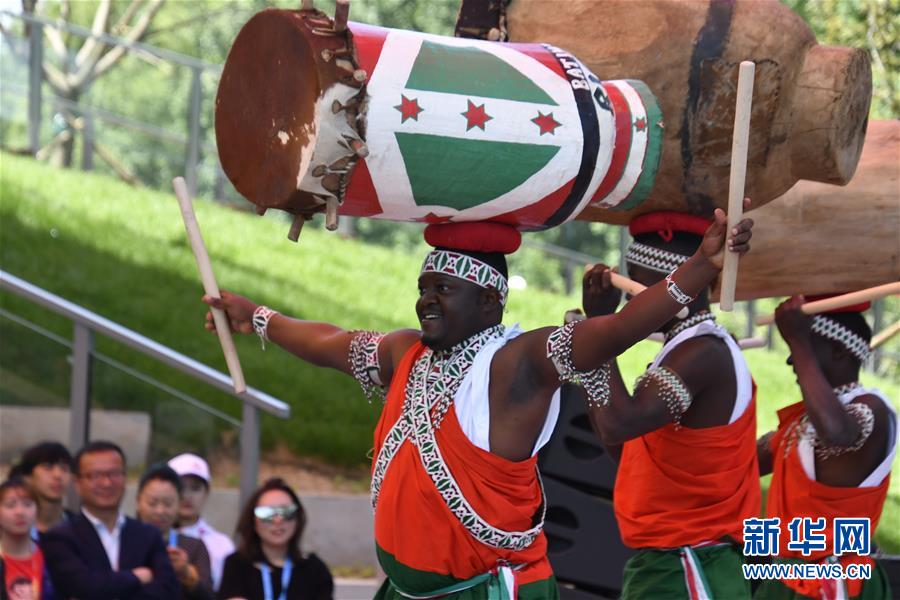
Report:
1,152,898,550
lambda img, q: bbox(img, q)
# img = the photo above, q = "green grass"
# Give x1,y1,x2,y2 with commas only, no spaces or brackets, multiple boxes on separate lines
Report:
1,152,898,550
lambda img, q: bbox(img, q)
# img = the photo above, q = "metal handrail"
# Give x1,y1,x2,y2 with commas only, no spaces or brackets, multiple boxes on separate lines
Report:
0,269,289,418
1,269,289,503
0,307,242,427
1,81,219,153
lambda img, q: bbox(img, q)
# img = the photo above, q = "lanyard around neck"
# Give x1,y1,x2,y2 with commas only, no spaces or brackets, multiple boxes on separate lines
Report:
260,557,293,600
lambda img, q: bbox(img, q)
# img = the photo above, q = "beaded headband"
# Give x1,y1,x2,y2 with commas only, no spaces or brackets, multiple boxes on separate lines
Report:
421,250,509,306
811,315,871,363
624,242,689,274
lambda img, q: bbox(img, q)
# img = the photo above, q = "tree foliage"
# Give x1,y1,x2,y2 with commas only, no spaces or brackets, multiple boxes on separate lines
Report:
13,0,167,166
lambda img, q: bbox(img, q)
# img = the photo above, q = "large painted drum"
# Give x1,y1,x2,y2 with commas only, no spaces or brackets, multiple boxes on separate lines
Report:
215,8,663,231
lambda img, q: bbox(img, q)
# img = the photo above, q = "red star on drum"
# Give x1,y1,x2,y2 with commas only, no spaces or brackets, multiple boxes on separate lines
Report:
395,95,424,123
531,111,561,135
461,100,492,131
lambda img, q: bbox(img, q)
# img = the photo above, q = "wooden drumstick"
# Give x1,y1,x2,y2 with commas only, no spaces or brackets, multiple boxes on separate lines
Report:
609,271,645,297
755,282,900,326
586,266,689,319
871,320,900,350
173,177,247,394
738,336,766,350
719,61,756,312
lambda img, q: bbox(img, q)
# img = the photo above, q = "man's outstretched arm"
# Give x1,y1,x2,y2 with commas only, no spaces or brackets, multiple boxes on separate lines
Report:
570,204,752,369
515,202,754,387
203,292,419,384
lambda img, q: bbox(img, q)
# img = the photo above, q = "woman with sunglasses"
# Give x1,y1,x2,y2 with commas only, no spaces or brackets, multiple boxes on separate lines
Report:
135,465,214,599
218,478,333,600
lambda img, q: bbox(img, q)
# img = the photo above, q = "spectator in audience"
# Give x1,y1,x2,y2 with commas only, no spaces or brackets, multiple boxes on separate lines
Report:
40,441,178,599
14,442,74,534
218,478,332,600
136,464,214,599
0,478,54,599
168,453,234,591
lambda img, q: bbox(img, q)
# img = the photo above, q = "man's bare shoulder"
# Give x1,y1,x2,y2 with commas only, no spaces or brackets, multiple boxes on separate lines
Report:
660,334,732,374
490,326,559,387
849,393,893,431
381,328,421,358
495,325,557,360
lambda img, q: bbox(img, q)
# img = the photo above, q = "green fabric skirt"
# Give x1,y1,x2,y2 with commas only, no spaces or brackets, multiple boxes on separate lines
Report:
621,544,751,599
374,545,559,600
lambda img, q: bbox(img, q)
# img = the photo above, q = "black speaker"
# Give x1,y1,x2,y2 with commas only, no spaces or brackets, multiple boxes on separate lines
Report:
558,582,616,600
879,555,900,598
539,384,618,495
543,474,635,596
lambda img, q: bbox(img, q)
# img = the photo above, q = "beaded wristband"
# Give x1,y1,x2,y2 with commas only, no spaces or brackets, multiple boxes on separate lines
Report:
251,305,278,350
665,272,694,305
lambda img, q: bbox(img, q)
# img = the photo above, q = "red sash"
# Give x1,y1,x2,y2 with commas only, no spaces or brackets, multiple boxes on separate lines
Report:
372,342,552,585
767,402,890,598
614,387,761,548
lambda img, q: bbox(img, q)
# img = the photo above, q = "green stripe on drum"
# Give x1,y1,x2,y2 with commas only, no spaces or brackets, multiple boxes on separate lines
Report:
614,80,663,211
395,132,561,211
406,41,558,106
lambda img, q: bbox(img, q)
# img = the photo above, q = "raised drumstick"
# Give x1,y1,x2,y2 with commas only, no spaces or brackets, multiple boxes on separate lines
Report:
719,61,756,312
173,177,247,394
755,282,900,326
871,320,900,350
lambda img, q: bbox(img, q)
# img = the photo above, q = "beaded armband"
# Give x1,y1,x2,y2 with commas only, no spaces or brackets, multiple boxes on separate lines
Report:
546,322,611,408
634,366,693,424
348,331,387,401
812,402,875,460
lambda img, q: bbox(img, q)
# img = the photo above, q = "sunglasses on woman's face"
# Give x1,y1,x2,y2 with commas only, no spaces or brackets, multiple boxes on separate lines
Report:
254,505,299,523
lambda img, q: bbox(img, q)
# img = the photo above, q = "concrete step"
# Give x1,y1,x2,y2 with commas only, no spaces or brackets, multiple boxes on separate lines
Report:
335,578,381,599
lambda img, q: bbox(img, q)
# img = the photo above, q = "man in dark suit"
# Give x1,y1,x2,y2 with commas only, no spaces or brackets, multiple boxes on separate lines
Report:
40,441,178,599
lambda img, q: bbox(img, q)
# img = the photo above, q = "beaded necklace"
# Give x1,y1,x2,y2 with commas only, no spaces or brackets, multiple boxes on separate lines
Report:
664,311,716,344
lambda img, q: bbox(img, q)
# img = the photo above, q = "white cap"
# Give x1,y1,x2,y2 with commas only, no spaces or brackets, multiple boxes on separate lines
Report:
168,453,211,484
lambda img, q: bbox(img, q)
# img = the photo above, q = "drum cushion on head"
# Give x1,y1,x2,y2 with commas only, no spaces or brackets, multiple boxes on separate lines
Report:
629,211,711,241
424,222,522,254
